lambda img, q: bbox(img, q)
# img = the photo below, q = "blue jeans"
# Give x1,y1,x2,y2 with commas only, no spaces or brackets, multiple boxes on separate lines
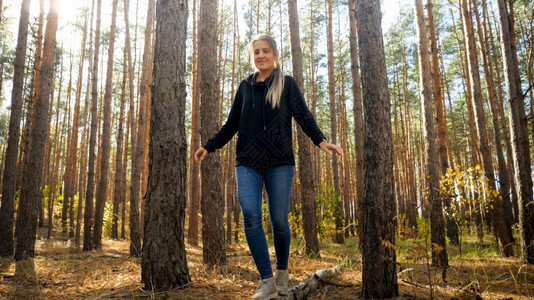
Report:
235,165,294,279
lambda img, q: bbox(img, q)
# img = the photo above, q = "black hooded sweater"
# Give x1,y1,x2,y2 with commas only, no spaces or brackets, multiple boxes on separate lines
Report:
203,72,326,171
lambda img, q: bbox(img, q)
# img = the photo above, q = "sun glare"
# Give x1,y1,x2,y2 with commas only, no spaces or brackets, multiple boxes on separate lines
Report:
28,0,84,22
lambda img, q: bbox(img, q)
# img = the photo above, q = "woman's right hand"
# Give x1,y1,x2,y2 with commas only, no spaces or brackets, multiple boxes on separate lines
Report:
194,147,208,162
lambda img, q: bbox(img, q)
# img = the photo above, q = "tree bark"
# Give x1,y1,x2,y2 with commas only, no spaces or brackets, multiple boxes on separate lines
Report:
92,0,118,249
326,0,343,245
461,0,514,256
414,0,448,268
14,0,58,261
425,0,459,246
199,0,226,266
129,0,154,256
112,48,127,240
0,0,32,257
288,0,320,257
496,0,534,264
356,0,398,297
188,0,201,247
141,0,191,290
83,0,102,252
348,0,365,245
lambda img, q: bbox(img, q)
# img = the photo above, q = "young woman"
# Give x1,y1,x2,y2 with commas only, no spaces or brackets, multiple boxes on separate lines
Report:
194,34,342,300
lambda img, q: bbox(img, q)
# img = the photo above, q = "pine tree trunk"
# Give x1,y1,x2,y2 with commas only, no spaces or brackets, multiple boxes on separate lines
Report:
426,0,459,246
356,0,398,297
288,0,320,257
475,0,515,245
141,0,191,290
14,0,58,261
129,0,154,256
83,0,103,252
414,0,448,268
461,0,514,256
496,0,534,264
326,0,343,245
92,0,118,249
348,0,365,244
140,0,155,241
188,0,200,247
225,0,238,244
112,50,127,240
0,0,32,257
199,0,226,266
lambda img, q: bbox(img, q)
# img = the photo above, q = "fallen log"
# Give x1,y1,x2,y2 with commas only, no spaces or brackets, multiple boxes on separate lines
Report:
284,265,341,300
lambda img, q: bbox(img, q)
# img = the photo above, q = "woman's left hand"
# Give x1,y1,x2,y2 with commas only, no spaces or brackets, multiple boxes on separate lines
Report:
319,141,343,157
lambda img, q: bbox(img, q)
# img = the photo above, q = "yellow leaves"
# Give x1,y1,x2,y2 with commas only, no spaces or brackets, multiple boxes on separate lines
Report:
381,239,396,250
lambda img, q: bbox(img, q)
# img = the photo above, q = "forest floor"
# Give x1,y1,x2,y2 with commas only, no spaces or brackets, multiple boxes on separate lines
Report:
1,227,533,299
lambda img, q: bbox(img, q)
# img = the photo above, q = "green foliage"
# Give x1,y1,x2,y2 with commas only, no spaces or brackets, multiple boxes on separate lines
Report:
315,180,343,240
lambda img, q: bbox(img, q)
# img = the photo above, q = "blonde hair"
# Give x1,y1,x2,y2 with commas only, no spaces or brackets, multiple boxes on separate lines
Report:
249,34,284,109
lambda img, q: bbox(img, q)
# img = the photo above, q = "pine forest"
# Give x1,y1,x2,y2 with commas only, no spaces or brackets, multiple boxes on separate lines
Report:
0,0,533,298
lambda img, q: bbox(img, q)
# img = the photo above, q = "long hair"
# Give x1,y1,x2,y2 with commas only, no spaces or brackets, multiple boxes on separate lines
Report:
249,34,284,109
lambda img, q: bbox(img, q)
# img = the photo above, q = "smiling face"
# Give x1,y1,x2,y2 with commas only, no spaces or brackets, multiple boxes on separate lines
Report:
252,39,278,75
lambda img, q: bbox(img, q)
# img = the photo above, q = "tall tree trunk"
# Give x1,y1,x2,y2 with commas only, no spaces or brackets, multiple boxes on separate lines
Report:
188,0,201,247
83,0,103,252
93,0,118,249
348,0,365,245
141,0,191,290
112,49,127,240
47,81,62,239
14,0,58,261
496,0,534,264
62,52,74,235
199,0,226,266
76,0,95,245
356,0,398,297
461,0,514,256
65,7,89,239
414,0,448,269
326,0,343,245
475,0,515,244
425,0,459,246
288,0,320,257
451,4,484,242
225,0,238,245
0,0,32,257
129,0,154,256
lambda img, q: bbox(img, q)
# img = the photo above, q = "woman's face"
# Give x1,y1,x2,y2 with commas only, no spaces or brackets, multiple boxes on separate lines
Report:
252,39,277,74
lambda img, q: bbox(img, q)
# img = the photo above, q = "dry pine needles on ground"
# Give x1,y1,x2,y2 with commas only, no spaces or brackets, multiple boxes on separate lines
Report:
1,232,533,299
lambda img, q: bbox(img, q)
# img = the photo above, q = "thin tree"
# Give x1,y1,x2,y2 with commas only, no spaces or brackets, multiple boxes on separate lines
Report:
414,0,448,269
14,0,59,261
461,0,514,256
65,6,89,238
348,0,364,244
17,0,44,195
93,0,118,249
199,0,225,265
288,0,320,257
188,0,201,247
141,0,191,290
83,0,102,251
496,0,534,264
326,0,343,244
356,0,398,297
112,48,127,239
474,0,514,242
0,0,32,257
426,0,458,245
129,0,154,256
